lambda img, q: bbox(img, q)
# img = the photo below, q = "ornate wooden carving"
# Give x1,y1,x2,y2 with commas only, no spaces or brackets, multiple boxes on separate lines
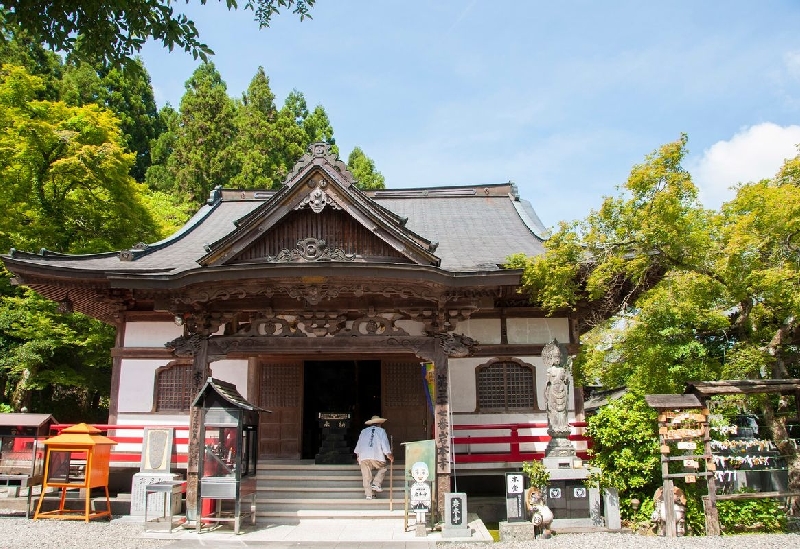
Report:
295,181,341,213
230,208,407,265
336,314,408,337
236,316,306,337
436,333,478,358
268,237,355,263
164,334,204,357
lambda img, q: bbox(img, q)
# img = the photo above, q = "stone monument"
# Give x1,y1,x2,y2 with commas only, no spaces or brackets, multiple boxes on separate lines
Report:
539,339,607,532
542,339,576,468
130,427,182,517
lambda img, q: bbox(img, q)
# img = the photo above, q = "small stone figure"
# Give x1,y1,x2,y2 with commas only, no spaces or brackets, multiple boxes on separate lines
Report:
651,486,687,536
524,486,554,539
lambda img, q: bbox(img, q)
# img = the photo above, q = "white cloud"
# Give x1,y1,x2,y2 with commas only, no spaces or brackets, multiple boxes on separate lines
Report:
689,123,800,210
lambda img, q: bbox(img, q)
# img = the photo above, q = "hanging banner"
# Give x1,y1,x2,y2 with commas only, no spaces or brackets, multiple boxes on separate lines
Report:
421,362,435,414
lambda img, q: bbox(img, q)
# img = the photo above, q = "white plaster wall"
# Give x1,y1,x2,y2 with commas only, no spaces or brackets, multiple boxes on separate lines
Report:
448,355,575,414
211,359,248,396
395,319,425,336
117,358,249,414
449,355,585,455
506,317,570,344
118,359,165,412
124,322,184,347
455,318,501,344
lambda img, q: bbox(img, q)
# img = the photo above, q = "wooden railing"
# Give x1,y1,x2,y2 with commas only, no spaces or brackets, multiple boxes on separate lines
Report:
49,421,593,469
452,421,592,465
51,424,189,468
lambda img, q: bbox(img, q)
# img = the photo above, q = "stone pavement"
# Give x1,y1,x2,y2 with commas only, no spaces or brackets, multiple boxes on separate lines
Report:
136,516,493,548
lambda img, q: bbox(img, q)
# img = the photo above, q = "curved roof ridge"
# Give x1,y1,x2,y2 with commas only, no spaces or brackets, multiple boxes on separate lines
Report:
513,198,550,241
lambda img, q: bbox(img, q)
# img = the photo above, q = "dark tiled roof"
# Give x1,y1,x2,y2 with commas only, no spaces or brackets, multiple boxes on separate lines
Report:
192,377,266,412
3,184,547,275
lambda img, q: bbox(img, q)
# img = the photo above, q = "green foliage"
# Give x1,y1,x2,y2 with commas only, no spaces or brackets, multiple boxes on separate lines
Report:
347,146,386,190
521,460,550,489
717,493,787,534
0,1,316,66
0,283,114,421
171,62,238,201
0,63,160,253
585,392,661,516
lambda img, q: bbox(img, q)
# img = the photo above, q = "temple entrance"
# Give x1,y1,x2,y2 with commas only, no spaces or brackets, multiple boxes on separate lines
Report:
301,360,381,459
257,357,430,460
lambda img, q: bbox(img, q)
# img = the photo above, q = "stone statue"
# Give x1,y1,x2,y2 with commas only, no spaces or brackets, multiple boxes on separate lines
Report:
542,339,570,436
651,486,687,536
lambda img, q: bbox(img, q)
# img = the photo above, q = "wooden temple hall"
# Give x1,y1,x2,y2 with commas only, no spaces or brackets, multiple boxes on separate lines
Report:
1,143,588,515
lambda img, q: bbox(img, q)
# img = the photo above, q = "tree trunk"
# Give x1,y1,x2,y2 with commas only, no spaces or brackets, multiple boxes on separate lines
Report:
766,324,799,514
10,368,32,411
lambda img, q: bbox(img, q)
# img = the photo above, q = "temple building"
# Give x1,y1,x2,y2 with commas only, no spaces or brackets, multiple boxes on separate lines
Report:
2,143,588,514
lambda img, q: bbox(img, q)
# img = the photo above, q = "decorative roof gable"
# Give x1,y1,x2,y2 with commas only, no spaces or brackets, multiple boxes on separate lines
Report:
199,143,440,267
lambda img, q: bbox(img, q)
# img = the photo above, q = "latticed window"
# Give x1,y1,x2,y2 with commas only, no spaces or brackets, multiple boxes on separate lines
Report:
476,360,537,412
155,363,194,411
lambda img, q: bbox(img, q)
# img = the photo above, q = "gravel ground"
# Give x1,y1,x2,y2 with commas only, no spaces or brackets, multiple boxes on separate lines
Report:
441,532,800,549
0,517,798,549
0,516,174,549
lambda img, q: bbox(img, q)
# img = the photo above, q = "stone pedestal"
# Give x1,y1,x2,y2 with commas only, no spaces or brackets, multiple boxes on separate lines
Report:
315,413,353,464
130,472,182,517
442,492,471,538
545,466,604,531
603,488,622,530
499,520,540,541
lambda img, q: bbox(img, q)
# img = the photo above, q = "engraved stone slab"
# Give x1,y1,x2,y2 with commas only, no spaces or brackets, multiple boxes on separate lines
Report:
130,472,182,516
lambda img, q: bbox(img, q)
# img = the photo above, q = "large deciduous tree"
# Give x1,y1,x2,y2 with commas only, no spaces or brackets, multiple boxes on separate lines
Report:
511,134,800,523
0,1,316,66
0,63,168,419
0,64,159,253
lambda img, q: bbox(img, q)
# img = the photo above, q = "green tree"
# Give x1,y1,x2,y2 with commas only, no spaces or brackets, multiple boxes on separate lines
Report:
0,1,316,66
347,146,385,190
98,60,160,182
171,62,238,202
0,64,159,253
513,135,800,519
230,66,280,189
0,286,114,421
0,64,170,418
145,104,180,192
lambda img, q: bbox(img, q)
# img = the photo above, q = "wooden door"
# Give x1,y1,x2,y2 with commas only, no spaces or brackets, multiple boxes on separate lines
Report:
257,361,303,458
381,360,430,451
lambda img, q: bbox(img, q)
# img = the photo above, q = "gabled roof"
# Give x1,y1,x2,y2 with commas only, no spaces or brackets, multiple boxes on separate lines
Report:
1,144,549,299
198,143,440,267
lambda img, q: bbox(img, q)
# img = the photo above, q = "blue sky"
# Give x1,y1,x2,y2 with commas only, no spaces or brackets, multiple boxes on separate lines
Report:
139,1,800,229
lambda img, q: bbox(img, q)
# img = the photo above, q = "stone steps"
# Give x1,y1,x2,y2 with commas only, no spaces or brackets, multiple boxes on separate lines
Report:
255,460,406,519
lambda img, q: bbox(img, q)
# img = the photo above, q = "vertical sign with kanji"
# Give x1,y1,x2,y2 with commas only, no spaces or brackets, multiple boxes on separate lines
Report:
505,472,526,522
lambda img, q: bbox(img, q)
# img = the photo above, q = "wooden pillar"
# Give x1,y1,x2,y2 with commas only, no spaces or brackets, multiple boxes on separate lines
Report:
701,400,720,536
107,321,125,424
185,337,209,522
433,347,450,521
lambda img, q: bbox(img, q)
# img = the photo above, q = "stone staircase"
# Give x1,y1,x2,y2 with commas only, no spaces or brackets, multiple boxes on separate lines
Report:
255,460,406,521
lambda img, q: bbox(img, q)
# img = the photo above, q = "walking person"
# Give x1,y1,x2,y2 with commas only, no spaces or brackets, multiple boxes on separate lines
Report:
354,415,394,499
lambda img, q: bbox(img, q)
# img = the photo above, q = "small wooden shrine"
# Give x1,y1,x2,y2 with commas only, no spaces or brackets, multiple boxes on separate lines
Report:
34,423,118,522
